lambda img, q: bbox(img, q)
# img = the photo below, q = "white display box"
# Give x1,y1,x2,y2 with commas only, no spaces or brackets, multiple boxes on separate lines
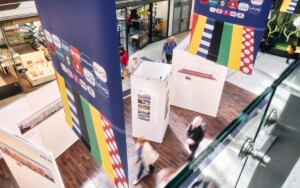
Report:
131,61,172,143
171,36,228,117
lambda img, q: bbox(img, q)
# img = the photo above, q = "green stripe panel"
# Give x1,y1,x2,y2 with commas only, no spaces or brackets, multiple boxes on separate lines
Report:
80,96,102,165
217,23,233,66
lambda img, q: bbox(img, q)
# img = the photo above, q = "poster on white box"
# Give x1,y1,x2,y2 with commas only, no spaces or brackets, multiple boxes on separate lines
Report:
0,127,64,188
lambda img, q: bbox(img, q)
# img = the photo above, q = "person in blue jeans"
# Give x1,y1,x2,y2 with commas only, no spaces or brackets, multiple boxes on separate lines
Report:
162,37,176,64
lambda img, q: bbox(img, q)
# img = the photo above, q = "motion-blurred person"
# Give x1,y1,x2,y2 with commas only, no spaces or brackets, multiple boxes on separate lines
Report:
133,137,159,185
120,46,128,70
156,168,175,188
191,176,219,188
286,41,297,64
130,56,140,74
186,116,206,161
162,37,176,64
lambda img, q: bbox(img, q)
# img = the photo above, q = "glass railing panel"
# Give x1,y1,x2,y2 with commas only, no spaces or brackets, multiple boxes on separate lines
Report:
236,61,300,188
165,87,273,188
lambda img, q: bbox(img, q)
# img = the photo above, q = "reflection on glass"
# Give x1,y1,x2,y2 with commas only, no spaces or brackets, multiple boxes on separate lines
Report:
152,2,168,42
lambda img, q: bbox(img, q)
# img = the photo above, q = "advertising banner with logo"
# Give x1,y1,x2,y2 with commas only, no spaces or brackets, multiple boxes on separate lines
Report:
280,0,300,13
189,0,273,74
34,0,128,187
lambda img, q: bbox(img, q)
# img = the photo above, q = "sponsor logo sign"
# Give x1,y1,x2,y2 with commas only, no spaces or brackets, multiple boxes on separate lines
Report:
61,63,67,73
80,79,87,91
230,11,237,17
93,62,107,83
249,5,261,14
209,7,216,12
55,47,64,61
200,0,209,4
251,0,263,6
87,85,95,98
228,1,238,9
73,73,80,85
95,78,109,98
223,10,229,15
83,68,95,86
44,29,53,43
209,0,218,6
237,13,245,19
70,46,81,63
61,40,70,55
238,3,250,11
81,53,93,70
52,34,62,49
47,42,56,55
73,60,84,77
67,68,73,79
216,8,223,14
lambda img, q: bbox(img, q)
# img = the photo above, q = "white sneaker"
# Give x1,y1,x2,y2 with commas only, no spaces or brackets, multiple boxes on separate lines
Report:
133,179,140,185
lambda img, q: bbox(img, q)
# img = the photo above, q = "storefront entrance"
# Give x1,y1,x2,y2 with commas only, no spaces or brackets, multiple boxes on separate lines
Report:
116,0,169,56
172,0,192,35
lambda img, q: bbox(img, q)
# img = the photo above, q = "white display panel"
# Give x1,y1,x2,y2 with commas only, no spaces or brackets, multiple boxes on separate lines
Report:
171,49,228,117
0,127,64,188
0,81,78,158
131,61,172,143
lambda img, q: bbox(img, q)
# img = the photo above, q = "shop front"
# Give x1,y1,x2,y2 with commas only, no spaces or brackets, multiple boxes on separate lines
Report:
0,21,55,100
116,0,170,55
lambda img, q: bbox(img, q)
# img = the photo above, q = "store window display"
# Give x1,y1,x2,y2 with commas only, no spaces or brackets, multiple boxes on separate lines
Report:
0,21,54,98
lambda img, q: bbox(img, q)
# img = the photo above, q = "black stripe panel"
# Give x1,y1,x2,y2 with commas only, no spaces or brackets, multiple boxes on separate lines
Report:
207,20,224,62
72,91,91,151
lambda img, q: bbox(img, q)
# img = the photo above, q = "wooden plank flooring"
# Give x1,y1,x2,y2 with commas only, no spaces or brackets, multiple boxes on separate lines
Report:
0,82,256,188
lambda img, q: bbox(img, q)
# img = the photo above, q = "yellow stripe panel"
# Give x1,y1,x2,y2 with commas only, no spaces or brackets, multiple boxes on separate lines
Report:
55,72,72,128
188,15,207,54
228,25,243,71
280,0,291,12
89,105,115,182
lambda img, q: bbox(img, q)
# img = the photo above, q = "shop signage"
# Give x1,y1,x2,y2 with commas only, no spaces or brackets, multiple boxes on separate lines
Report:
136,4,150,16
189,0,273,75
34,0,128,187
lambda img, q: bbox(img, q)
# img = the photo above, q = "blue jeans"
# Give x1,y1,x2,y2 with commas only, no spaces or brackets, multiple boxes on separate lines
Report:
137,162,144,180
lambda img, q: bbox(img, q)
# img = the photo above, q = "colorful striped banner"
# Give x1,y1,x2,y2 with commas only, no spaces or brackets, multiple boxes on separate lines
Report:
188,13,255,74
280,0,300,14
55,71,127,188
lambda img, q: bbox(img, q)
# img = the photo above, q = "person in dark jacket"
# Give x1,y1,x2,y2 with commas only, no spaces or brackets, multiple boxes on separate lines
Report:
186,116,206,161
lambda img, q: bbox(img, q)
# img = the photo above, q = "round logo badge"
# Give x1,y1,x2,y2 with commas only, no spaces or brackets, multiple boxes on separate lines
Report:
66,56,71,66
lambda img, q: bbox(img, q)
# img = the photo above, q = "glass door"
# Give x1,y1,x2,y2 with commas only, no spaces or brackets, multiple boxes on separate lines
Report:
172,0,192,35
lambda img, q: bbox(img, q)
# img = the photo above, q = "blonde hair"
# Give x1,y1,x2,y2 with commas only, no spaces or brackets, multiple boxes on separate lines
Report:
137,137,145,144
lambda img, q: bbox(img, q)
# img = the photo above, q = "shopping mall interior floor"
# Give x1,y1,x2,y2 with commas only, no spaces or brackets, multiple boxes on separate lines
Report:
0,31,291,188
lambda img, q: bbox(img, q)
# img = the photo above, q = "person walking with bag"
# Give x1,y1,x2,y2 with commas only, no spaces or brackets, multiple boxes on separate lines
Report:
162,37,176,64
133,137,159,185
286,41,297,64
186,116,206,161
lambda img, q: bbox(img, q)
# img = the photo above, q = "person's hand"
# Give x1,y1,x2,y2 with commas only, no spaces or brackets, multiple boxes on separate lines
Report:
187,138,195,145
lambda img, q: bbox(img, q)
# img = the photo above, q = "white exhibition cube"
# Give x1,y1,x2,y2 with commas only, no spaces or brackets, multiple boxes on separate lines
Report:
131,61,171,143
171,36,228,117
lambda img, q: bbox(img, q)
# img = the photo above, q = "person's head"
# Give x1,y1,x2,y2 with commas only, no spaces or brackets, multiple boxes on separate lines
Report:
269,34,273,38
170,36,175,42
137,137,145,146
132,56,138,63
167,37,172,44
119,46,124,55
192,116,203,128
